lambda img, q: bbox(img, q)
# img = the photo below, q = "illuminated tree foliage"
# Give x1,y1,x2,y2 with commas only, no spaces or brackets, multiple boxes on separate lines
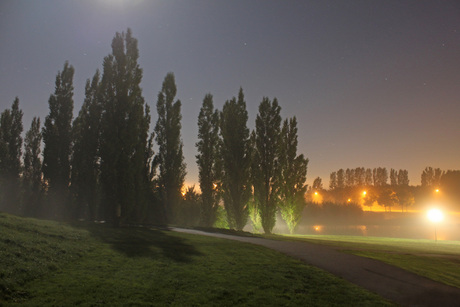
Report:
23,117,43,216
99,29,153,225
71,71,102,220
278,117,308,234
42,62,74,219
220,88,251,230
155,73,186,224
196,94,221,227
252,97,282,234
0,97,23,213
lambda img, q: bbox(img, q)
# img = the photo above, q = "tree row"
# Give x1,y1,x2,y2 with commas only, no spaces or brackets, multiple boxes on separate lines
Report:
0,29,308,234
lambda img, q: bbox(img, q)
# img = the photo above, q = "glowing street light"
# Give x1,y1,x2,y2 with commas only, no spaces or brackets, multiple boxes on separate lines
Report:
427,208,444,242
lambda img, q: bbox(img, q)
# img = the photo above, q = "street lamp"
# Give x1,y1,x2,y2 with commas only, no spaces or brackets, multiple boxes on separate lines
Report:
427,208,444,242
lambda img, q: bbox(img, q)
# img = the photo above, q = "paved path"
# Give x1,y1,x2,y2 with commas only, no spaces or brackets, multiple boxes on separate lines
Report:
172,228,460,306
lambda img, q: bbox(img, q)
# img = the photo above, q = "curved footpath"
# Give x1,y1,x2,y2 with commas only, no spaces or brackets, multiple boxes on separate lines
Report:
172,228,460,306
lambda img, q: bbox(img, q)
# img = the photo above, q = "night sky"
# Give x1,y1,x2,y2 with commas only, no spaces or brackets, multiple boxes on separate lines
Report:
1,0,459,187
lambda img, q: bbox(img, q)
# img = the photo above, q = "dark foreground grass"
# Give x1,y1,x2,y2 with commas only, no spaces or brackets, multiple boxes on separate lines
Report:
1,213,392,306
284,234,460,289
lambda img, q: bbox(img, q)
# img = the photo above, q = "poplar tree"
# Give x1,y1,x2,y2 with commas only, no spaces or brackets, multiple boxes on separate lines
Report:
365,168,373,186
336,169,345,188
99,29,152,225
196,94,221,227
155,73,186,223
71,71,102,220
0,97,23,213
252,97,281,234
220,88,251,230
23,117,43,217
390,168,398,186
278,117,308,234
397,169,409,186
43,62,74,218
312,177,323,190
329,172,337,190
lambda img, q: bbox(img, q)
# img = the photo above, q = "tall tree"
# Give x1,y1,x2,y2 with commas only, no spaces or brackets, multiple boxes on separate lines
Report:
345,168,355,187
23,117,43,217
0,97,23,213
196,94,221,227
99,29,153,225
42,62,74,219
252,97,282,234
329,172,337,190
336,169,345,188
397,169,409,186
278,117,308,234
354,167,365,186
155,73,186,223
312,177,323,190
421,167,443,188
390,168,398,186
71,71,102,220
365,168,373,186
220,88,251,230
373,167,388,186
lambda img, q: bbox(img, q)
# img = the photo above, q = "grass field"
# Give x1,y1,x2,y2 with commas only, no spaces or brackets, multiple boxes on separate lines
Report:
0,213,392,306
283,234,460,289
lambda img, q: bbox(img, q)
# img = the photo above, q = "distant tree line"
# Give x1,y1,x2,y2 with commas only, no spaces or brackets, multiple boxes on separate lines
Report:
0,28,309,234
308,166,460,213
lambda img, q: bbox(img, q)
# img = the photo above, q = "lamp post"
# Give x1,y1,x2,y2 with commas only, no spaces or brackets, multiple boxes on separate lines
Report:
427,208,444,242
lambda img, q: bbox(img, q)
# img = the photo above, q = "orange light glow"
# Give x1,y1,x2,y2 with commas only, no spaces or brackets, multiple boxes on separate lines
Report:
314,191,318,196
427,208,444,223
362,191,367,196
347,198,351,202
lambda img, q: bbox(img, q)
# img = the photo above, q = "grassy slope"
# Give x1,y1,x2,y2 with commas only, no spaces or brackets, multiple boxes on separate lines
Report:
284,234,460,289
0,213,392,306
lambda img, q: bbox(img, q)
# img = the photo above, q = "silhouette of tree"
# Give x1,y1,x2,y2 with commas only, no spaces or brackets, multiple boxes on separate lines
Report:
99,29,153,225
0,97,23,214
71,71,102,221
278,117,308,234
23,117,43,217
329,172,337,190
42,62,74,219
337,169,345,188
421,166,443,188
220,88,251,230
196,94,221,227
252,97,282,234
155,73,186,224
